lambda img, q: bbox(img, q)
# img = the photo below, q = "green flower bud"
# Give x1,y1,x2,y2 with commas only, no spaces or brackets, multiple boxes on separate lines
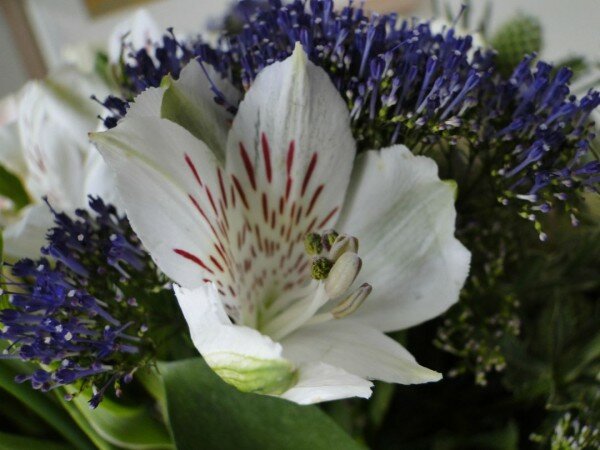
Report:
491,13,543,74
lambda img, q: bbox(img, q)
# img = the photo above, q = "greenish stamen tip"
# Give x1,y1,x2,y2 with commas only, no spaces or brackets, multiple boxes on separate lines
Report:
304,232,323,255
324,230,339,248
311,257,333,280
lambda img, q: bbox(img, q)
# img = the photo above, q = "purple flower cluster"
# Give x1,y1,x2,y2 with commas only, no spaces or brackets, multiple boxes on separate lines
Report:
491,57,599,224
98,0,598,225
0,198,160,407
96,30,193,129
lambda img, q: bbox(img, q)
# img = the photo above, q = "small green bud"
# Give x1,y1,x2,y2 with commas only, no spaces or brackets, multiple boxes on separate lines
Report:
491,13,543,74
311,257,333,280
304,232,323,255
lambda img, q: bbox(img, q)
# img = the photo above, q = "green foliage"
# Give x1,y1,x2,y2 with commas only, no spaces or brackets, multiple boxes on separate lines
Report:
160,358,364,450
0,357,95,449
0,431,73,450
547,412,599,449
0,165,29,211
62,385,173,449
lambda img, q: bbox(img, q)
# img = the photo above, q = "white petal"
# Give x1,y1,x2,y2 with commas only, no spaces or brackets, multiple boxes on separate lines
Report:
279,362,372,405
108,9,162,65
175,284,283,360
3,204,53,258
126,85,165,118
282,319,441,384
17,69,108,209
82,148,120,208
219,44,355,324
21,67,109,146
18,82,88,209
336,145,470,332
175,284,298,395
225,42,354,237
91,116,228,290
0,93,19,126
161,60,240,161
0,94,26,177
0,118,26,179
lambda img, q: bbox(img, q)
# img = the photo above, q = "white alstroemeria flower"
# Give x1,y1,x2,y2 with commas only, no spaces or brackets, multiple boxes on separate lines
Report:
0,9,170,259
0,67,114,258
92,44,470,404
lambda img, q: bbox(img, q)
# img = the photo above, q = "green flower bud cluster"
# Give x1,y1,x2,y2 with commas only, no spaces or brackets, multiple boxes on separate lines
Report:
491,13,543,74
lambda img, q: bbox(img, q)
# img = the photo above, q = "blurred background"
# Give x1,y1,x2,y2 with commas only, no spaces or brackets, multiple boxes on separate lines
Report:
0,0,598,98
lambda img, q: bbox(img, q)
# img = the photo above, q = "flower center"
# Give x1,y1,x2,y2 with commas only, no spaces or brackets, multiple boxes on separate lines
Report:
259,229,372,341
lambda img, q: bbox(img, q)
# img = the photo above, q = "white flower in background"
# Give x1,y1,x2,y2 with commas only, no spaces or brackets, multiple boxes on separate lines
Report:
92,44,470,404
0,67,115,258
0,95,20,226
59,9,162,75
0,9,164,259
108,9,162,65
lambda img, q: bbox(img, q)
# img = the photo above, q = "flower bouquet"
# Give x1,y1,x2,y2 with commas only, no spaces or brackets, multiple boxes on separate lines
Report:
0,1,598,449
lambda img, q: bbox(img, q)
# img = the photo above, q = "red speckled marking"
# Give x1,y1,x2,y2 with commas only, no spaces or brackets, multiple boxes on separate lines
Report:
261,133,272,183
174,249,214,274
318,207,339,228
231,175,249,209
306,185,324,216
185,153,203,187
301,153,318,196
286,141,295,175
239,142,256,190
217,168,228,208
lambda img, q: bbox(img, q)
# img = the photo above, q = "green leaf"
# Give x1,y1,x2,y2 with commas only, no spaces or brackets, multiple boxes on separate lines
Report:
367,382,395,429
160,357,364,450
0,431,73,450
57,393,119,450
64,386,174,450
0,164,29,210
0,360,95,450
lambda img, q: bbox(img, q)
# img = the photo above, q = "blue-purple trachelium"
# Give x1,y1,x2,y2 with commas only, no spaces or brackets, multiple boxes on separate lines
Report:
0,198,163,408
